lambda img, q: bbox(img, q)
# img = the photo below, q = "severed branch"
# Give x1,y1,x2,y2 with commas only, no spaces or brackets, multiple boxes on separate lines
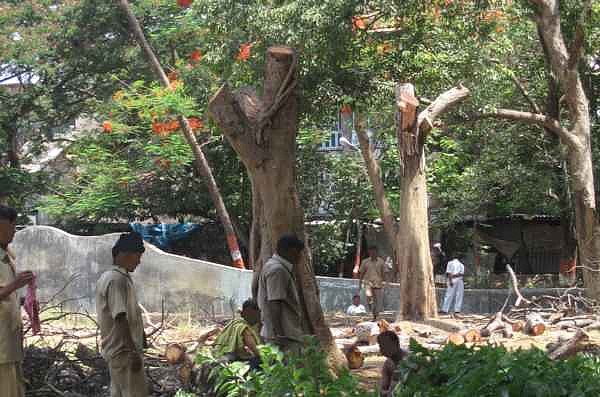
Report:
506,264,532,307
548,328,589,360
475,109,578,149
417,84,471,142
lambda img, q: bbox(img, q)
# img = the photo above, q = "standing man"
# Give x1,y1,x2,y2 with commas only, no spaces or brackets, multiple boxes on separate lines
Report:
440,254,465,316
360,246,385,320
257,234,305,353
96,232,148,397
0,205,34,397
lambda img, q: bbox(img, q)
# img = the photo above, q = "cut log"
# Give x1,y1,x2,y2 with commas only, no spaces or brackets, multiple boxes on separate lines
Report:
461,329,482,343
511,320,524,332
556,319,595,329
447,333,465,346
165,343,186,364
481,312,505,338
525,313,546,336
502,324,513,339
548,329,589,360
344,344,365,369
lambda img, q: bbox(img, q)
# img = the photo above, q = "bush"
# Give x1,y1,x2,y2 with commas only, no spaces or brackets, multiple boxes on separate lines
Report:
196,337,375,397
394,340,600,397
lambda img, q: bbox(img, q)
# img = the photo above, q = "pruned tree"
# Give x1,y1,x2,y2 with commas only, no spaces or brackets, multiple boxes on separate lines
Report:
356,83,470,320
477,0,598,296
117,0,245,269
208,46,344,366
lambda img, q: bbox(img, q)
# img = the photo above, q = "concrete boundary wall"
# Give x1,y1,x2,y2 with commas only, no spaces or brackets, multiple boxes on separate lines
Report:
12,226,579,316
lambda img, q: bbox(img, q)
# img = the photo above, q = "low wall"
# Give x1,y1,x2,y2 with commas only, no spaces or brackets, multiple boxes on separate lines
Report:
11,226,578,316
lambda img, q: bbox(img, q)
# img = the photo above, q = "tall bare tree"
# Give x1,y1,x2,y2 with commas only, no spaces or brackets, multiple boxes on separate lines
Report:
356,84,470,320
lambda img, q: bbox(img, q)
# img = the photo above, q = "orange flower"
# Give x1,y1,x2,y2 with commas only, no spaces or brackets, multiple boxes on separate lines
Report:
236,43,253,61
177,0,192,8
189,49,202,64
152,121,170,137
102,121,113,133
352,16,367,31
188,117,203,130
166,119,180,131
340,104,352,114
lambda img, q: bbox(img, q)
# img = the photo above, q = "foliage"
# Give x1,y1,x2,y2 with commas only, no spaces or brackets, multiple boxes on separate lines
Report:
196,337,374,397
394,340,600,397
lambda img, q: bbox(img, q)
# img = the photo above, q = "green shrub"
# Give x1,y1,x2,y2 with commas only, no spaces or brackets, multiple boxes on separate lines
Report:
395,339,600,397
196,337,376,397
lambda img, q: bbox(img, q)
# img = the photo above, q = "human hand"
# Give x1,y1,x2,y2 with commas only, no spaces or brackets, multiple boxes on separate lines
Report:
129,351,143,372
14,271,34,290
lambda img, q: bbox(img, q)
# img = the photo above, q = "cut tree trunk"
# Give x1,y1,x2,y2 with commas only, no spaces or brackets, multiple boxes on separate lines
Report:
208,46,344,367
355,83,469,321
525,313,546,336
548,328,589,360
117,0,245,269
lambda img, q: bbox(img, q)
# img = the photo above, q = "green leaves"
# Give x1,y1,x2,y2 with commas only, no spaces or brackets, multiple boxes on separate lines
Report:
395,341,600,397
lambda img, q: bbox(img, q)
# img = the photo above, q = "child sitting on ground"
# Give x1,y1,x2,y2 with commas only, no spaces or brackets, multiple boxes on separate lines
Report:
377,331,408,397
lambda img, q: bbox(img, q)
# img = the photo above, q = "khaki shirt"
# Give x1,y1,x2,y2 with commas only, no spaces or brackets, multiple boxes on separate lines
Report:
0,246,23,364
360,257,385,289
96,266,144,360
257,254,303,342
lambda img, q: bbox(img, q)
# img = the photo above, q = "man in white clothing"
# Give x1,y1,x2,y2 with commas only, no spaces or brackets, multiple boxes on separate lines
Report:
346,295,367,315
440,255,465,316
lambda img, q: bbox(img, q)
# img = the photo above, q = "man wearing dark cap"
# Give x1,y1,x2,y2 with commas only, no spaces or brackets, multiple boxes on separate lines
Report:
257,234,305,353
96,232,148,397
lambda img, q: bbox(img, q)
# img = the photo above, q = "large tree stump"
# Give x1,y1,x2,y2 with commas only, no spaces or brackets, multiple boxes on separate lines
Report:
525,313,546,336
208,46,343,367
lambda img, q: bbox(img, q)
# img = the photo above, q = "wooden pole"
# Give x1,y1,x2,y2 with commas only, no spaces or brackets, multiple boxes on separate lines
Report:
117,0,245,268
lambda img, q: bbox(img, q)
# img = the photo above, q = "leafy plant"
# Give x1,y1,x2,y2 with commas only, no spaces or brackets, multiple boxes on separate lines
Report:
394,339,600,397
196,337,375,397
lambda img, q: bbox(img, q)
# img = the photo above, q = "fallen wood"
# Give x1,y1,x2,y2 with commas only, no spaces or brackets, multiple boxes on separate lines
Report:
461,329,482,343
525,313,546,336
501,315,524,332
556,319,595,329
502,324,513,339
506,264,532,307
447,333,465,346
481,312,505,338
344,344,365,369
584,322,600,332
165,343,186,364
548,329,589,360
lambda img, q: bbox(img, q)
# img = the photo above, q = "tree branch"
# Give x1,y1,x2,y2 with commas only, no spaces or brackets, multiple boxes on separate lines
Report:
355,113,398,240
476,108,579,149
417,84,470,142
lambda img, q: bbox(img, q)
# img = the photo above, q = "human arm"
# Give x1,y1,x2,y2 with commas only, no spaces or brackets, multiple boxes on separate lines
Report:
242,328,260,358
380,358,394,396
0,271,34,301
267,300,285,337
115,313,143,371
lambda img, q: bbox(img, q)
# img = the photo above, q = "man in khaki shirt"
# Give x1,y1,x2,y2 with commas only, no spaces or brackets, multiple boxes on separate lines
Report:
257,234,305,353
96,232,148,397
0,205,34,397
359,246,385,319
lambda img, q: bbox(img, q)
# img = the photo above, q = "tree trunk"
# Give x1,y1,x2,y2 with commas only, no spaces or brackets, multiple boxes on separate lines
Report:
117,0,245,269
355,84,469,321
208,46,344,367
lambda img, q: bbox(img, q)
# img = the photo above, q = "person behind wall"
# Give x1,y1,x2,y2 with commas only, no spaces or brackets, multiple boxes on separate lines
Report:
346,294,367,315
359,245,385,320
0,205,34,397
431,242,447,286
256,234,306,353
377,331,408,397
96,232,149,397
440,253,465,316
212,298,262,369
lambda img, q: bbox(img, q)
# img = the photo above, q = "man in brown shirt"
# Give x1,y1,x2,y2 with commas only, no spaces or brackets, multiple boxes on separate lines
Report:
360,246,385,319
0,205,34,397
96,232,148,397
257,234,305,353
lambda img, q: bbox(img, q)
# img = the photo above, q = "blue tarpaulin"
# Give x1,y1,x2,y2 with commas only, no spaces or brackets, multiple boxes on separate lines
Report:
130,223,201,251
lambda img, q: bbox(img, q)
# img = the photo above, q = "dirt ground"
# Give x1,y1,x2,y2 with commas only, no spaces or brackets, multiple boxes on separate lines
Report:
23,310,600,396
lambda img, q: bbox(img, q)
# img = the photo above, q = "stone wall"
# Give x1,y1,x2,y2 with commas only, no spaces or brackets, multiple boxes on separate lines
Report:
11,226,577,316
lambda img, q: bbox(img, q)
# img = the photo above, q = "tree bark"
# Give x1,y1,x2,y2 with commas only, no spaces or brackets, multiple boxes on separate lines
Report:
355,84,469,321
208,46,344,367
117,0,245,269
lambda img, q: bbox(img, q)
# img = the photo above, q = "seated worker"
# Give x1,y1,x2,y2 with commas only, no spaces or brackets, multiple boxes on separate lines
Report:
377,331,408,397
346,294,367,315
213,299,261,369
